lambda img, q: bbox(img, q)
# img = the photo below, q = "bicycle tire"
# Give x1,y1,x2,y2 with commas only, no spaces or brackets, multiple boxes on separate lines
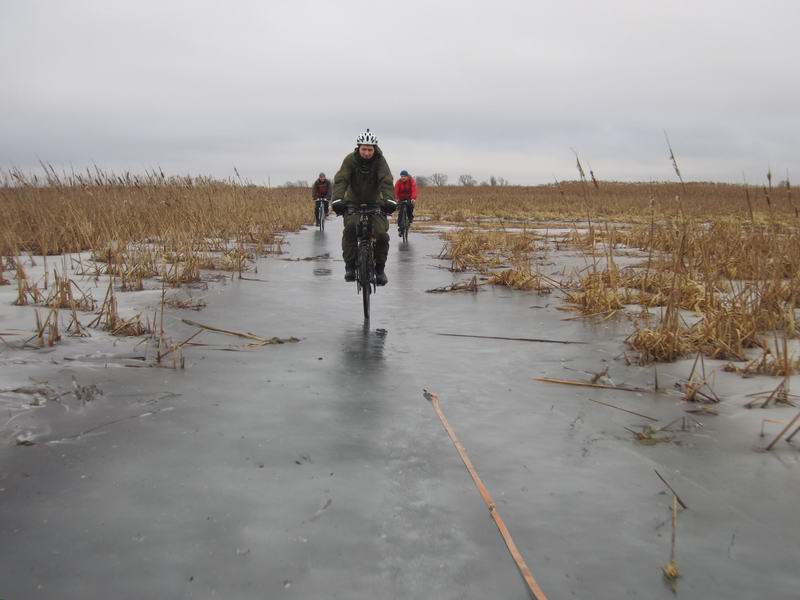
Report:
399,204,410,243
398,206,406,239
360,247,371,319
318,203,325,232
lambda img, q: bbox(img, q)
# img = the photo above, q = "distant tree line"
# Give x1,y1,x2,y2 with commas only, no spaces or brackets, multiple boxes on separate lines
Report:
280,174,510,189
413,173,510,187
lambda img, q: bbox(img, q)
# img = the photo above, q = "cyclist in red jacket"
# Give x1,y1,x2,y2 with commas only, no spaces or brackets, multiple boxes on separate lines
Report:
394,170,416,234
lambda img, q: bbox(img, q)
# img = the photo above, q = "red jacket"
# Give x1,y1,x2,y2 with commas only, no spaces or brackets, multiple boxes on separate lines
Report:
394,177,417,202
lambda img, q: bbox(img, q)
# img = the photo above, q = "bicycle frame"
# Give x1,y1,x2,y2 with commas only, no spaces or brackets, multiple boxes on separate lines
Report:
350,204,383,319
397,201,411,242
316,199,326,231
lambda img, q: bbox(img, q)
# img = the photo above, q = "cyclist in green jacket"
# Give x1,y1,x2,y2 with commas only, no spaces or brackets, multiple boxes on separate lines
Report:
331,129,397,286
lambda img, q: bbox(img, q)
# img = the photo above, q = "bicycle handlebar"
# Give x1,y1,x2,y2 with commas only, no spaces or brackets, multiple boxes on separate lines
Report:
346,205,385,216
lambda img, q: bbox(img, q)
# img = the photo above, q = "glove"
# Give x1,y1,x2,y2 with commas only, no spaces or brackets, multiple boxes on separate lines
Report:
331,199,346,216
382,199,398,215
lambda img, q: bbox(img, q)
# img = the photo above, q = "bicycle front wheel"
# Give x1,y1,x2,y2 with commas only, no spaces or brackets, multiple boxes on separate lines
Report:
359,249,371,320
318,205,325,231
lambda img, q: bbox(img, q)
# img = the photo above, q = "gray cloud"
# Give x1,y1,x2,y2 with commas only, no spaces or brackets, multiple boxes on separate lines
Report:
1,0,798,184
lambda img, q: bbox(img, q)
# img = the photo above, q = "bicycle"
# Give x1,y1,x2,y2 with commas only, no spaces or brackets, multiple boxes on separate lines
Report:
350,204,384,320
397,200,412,243
315,199,327,232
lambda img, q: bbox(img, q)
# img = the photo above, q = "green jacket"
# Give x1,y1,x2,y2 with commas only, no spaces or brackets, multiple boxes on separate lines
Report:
333,147,395,208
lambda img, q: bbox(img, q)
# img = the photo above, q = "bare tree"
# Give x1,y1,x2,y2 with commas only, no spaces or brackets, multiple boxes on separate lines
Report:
489,175,497,187
430,173,448,186
416,175,430,187
458,174,477,187
497,177,509,186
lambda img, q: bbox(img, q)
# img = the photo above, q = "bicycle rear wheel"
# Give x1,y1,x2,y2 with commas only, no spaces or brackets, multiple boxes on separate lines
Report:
397,207,406,240
359,248,371,320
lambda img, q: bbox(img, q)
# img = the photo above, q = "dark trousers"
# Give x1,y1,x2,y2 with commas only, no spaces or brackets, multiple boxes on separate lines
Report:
398,200,414,221
342,213,389,267
314,199,329,223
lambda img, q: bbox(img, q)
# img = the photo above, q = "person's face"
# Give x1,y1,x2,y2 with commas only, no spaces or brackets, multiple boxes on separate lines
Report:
319,176,326,182
401,175,409,182
359,145,375,160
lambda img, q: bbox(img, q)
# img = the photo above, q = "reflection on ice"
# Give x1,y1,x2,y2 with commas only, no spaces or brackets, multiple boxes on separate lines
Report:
340,323,387,370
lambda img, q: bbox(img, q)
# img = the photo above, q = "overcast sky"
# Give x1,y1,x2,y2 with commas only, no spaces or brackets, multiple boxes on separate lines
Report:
1,0,798,185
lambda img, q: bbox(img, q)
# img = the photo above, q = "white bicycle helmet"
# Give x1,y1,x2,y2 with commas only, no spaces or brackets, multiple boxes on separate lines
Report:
355,128,378,146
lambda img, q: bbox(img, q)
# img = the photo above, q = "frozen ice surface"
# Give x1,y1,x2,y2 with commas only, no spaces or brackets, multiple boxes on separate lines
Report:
0,219,799,599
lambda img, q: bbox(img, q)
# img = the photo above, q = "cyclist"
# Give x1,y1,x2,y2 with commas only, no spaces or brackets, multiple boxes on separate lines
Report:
311,172,331,225
331,129,397,286
394,169,417,235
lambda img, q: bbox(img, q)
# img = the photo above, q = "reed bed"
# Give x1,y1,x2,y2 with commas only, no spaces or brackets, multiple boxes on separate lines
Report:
417,181,800,224
565,218,800,364
424,182,800,371
436,228,552,292
487,264,552,293
5,173,799,371
2,170,309,345
438,228,539,272
2,170,307,257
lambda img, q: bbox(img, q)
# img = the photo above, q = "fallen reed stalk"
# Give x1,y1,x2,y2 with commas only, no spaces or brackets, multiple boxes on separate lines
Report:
423,389,549,600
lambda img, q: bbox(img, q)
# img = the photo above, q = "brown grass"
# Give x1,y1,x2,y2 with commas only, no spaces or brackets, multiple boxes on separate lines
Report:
2,171,308,257
417,181,800,224
3,171,309,343
6,174,800,373
422,182,800,372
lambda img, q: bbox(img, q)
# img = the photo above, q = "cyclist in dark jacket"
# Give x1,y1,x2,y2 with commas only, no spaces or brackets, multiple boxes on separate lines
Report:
311,172,331,224
331,129,397,286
